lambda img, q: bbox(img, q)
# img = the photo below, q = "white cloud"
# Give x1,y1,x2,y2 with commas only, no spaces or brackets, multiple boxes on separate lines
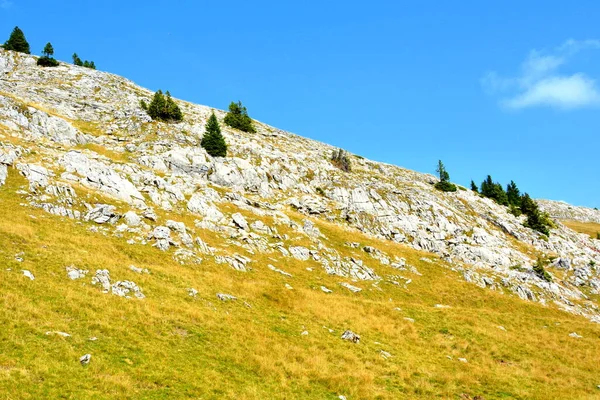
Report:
483,40,600,110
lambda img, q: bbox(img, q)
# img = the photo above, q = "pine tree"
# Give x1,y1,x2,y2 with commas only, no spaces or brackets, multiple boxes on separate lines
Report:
72,53,83,66
3,26,30,54
506,180,521,207
89,61,96,70
165,91,183,121
223,101,256,133
42,42,54,57
201,112,227,157
470,180,479,192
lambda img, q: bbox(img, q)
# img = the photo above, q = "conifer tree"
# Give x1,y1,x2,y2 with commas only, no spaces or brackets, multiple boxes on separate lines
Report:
146,90,183,122
42,42,54,58
201,112,227,157
3,26,30,54
470,180,479,192
224,101,256,133
72,53,83,66
506,180,521,207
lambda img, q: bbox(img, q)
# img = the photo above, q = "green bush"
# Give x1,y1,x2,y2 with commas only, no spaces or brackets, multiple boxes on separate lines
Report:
331,149,351,172
223,101,256,133
3,26,30,54
434,181,457,192
480,175,508,205
201,112,227,157
37,42,59,67
533,257,552,282
146,90,183,122
596,232,599,240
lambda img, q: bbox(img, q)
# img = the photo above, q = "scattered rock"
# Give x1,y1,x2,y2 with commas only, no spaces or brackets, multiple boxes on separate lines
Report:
84,204,120,224
339,282,362,293
380,350,392,359
569,332,583,339
320,286,332,293
232,213,249,230
458,358,468,363
217,293,237,302
129,265,149,274
45,331,71,337
22,270,34,280
289,246,310,261
341,330,360,343
79,354,91,366
66,265,88,280
267,264,292,277
188,288,198,297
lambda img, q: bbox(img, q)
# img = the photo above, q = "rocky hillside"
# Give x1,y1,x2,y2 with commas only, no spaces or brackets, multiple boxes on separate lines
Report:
1,48,600,398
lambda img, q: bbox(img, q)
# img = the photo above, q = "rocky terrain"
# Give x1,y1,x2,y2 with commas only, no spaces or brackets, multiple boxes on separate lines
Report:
1,48,600,323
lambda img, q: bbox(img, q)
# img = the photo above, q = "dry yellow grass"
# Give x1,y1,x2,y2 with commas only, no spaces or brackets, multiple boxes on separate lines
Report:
561,219,600,239
1,170,600,399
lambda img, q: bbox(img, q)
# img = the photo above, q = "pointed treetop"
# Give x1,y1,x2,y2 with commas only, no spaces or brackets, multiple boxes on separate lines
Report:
4,26,31,54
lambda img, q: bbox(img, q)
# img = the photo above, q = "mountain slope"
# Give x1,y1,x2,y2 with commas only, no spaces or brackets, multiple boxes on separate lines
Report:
1,49,600,399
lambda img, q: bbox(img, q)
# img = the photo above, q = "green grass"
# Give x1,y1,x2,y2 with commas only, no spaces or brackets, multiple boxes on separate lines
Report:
1,170,600,399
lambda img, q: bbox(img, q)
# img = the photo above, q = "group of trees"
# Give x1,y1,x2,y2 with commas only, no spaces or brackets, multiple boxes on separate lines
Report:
224,101,256,133
3,26,96,69
143,90,183,122
72,53,96,69
473,176,553,236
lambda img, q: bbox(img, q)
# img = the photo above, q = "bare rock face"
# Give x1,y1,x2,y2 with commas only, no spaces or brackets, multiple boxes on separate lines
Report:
341,330,360,343
1,48,600,322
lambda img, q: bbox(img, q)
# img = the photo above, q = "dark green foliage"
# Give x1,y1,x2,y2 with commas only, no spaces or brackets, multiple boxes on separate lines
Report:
201,112,227,157
521,193,553,236
506,181,521,207
42,42,54,57
146,90,183,122
509,205,522,217
37,42,59,67
3,26,30,54
223,101,256,133
596,232,599,240
73,53,96,69
316,187,325,196
435,181,458,192
434,160,457,192
533,257,552,282
331,149,351,172
72,53,83,66
470,180,479,192
480,175,508,205
140,100,148,110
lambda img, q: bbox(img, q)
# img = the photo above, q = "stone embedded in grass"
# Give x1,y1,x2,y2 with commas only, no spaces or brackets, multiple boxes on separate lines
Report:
268,264,292,277
380,350,392,359
91,269,111,291
129,265,149,274
15,252,24,262
569,332,583,339
188,288,198,297
79,354,91,366
84,204,120,224
216,293,237,302
458,358,468,363
341,330,360,343
434,304,451,309
320,286,332,293
22,270,34,280
403,317,415,323
123,211,142,227
285,283,294,290
45,331,71,337
111,280,145,299
66,265,88,280
289,246,310,261
339,282,361,293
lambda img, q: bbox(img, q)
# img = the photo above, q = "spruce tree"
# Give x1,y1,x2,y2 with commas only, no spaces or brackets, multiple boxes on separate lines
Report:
42,42,54,57
72,53,83,66
201,112,227,157
3,26,30,54
506,180,521,207
470,180,479,192
146,90,183,122
224,101,256,133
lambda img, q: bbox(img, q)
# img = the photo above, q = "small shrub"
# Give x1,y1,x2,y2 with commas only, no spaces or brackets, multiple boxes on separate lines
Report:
37,42,59,67
434,181,457,192
509,205,522,217
140,100,148,110
596,232,600,240
316,187,325,196
533,257,552,282
223,101,255,133
331,149,351,172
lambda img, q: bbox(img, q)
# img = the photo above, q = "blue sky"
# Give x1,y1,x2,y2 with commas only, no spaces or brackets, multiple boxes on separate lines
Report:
2,0,599,208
